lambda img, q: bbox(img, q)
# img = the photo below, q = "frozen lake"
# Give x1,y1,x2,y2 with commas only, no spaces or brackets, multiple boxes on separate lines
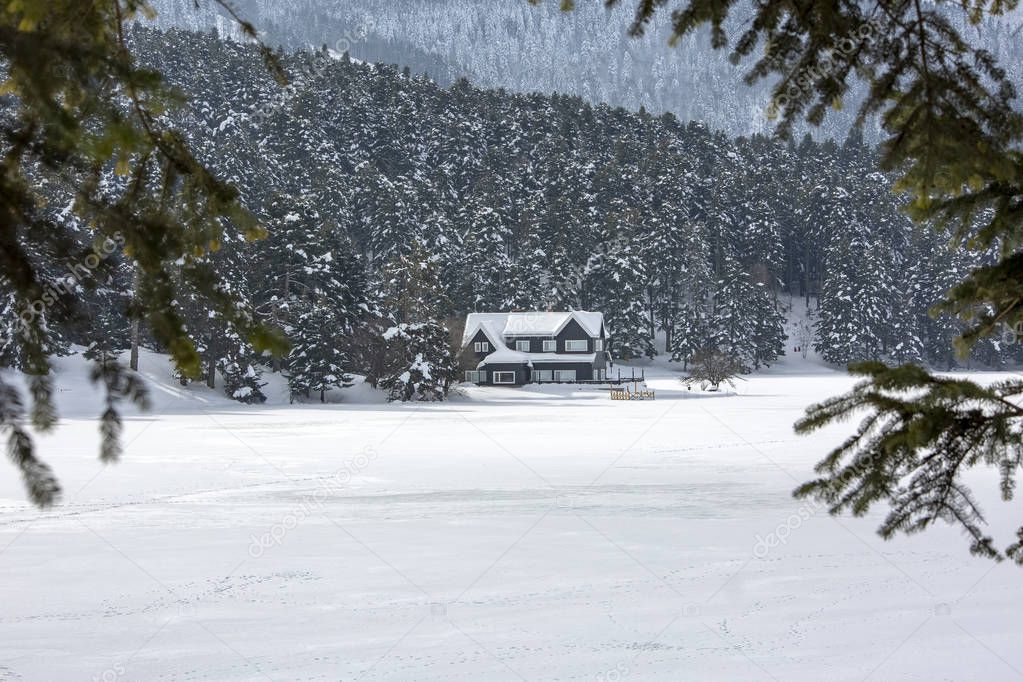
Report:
1,353,1021,680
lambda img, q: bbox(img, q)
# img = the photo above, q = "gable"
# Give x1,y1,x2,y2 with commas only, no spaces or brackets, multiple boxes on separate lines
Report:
556,318,591,341
468,328,492,346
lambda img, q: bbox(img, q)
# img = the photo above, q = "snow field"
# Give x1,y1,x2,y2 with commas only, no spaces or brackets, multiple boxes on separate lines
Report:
1,352,1021,680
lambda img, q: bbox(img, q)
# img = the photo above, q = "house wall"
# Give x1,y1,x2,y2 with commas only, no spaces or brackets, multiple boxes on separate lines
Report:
480,363,530,385
554,318,592,353
595,323,610,371
503,335,548,353
530,362,594,381
466,328,495,361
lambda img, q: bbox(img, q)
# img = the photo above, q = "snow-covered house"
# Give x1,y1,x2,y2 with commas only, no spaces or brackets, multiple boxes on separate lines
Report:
461,311,612,385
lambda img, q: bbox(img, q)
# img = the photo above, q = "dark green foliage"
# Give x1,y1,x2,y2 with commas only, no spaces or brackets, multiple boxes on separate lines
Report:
795,363,1023,564
0,2,288,505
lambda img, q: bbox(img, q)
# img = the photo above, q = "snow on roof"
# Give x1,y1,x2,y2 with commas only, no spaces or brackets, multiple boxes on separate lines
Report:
461,313,511,347
462,311,605,346
572,311,606,337
528,353,597,364
502,312,573,336
478,352,598,368
477,347,533,368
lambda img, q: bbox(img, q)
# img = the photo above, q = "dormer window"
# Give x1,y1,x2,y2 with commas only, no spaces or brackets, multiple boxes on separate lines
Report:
515,340,530,352
474,341,490,353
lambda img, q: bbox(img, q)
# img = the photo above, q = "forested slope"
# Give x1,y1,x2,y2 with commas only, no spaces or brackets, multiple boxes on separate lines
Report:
1,26,1012,403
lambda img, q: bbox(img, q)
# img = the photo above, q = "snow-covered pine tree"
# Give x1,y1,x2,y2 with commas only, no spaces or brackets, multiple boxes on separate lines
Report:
287,301,355,402
171,234,268,402
581,203,655,360
377,243,458,401
815,223,893,364
217,328,268,404
666,221,716,367
456,201,514,311
380,321,455,402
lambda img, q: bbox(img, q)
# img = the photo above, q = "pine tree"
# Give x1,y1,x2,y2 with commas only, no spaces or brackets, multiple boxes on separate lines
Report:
0,3,288,506
815,224,892,365
217,329,268,404
377,244,457,401
456,201,514,311
287,301,354,402
582,205,655,360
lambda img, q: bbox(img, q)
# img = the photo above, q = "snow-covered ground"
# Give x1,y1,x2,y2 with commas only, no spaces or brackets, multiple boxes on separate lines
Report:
2,345,1022,681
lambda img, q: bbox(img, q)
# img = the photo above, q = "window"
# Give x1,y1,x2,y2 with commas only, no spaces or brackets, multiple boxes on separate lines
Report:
515,340,530,352
553,369,577,382
542,340,556,352
532,369,553,382
564,340,587,352
465,370,485,383
473,341,490,353
493,371,516,385
594,339,604,352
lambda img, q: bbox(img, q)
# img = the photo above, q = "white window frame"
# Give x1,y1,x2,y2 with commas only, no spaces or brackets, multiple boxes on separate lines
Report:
515,340,530,352
553,369,577,382
532,369,553,382
542,339,556,352
493,371,516,385
564,340,588,352
594,339,604,352
465,370,485,383
473,341,490,353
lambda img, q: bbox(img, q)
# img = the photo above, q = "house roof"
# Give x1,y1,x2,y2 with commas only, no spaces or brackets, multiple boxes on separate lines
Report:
477,347,532,367
460,313,509,347
462,310,606,346
529,353,598,364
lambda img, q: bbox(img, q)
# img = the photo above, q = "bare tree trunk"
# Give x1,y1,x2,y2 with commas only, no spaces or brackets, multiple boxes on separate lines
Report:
129,267,141,371
647,284,656,342
206,336,217,389
272,270,290,373
804,241,812,308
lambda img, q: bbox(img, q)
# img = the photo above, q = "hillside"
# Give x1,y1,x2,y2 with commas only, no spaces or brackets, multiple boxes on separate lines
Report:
147,0,1023,139
3,25,1016,409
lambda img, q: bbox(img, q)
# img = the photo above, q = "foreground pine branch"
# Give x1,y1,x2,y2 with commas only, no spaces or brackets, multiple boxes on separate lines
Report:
795,362,1023,563
0,2,288,505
